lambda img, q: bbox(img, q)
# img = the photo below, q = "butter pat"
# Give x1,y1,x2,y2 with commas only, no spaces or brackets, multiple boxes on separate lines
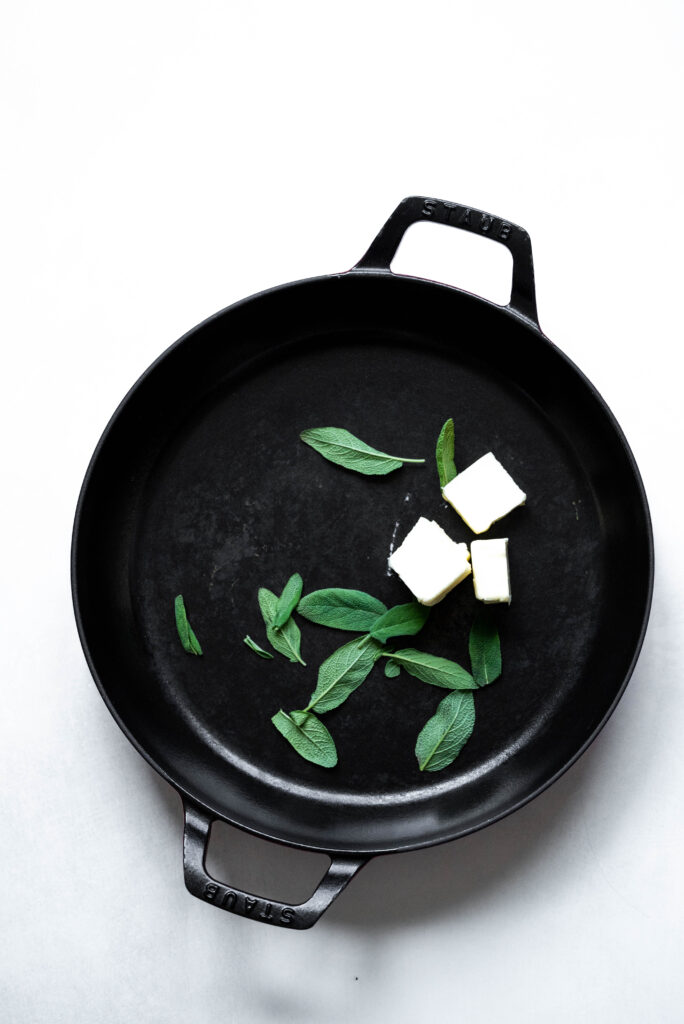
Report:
471,538,511,604
388,517,471,606
442,452,525,534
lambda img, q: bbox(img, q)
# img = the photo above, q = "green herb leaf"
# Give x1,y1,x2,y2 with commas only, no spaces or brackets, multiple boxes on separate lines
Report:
258,587,278,624
415,690,476,771
305,637,384,714
271,710,338,768
258,587,306,665
174,594,203,656
369,602,430,644
267,618,305,665
175,595,190,648
436,417,457,488
384,658,401,678
273,573,304,629
243,635,274,659
468,610,502,687
382,648,476,689
297,588,388,632
300,427,425,476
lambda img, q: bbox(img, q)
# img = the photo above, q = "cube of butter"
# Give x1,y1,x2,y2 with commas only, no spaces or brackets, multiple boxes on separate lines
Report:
471,538,511,604
442,452,525,534
388,516,471,606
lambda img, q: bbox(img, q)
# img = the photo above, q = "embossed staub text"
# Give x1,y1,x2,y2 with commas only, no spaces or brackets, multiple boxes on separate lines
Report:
421,198,513,241
203,883,296,925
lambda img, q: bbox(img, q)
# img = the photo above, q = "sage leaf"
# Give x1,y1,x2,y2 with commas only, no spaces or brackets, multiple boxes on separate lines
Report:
267,618,305,665
273,573,304,629
436,417,457,488
258,587,306,665
300,427,425,476
188,627,202,656
271,709,338,768
243,635,273,659
382,648,476,689
175,595,191,649
174,594,203,656
384,658,401,678
468,610,502,687
369,602,430,644
305,636,384,714
297,588,387,632
415,690,476,771
258,587,278,624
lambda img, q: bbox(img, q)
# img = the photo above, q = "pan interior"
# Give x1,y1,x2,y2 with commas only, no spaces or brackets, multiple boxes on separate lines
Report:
73,274,651,854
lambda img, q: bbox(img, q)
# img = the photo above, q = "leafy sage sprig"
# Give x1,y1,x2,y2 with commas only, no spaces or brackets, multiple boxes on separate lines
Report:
298,587,429,642
271,593,431,764
270,633,383,765
271,709,338,767
174,595,203,656
436,417,457,488
258,586,306,665
411,614,502,772
300,427,425,476
264,580,502,772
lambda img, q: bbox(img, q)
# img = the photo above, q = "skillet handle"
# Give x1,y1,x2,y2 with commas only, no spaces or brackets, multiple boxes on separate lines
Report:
182,801,367,929
353,195,539,325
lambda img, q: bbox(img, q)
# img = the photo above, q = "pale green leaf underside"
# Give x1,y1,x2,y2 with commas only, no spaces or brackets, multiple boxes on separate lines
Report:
384,648,476,689
468,611,502,687
305,637,383,713
297,588,387,632
300,427,425,476
271,709,338,767
415,690,476,771
435,417,457,488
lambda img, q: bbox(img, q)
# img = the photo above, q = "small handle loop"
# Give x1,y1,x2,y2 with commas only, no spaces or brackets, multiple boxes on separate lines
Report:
353,195,538,326
182,801,367,929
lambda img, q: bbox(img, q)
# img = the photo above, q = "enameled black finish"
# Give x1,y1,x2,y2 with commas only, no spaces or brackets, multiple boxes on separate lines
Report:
72,197,653,927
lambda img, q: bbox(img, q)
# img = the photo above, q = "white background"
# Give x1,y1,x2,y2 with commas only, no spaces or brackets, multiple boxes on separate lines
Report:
2,2,682,1021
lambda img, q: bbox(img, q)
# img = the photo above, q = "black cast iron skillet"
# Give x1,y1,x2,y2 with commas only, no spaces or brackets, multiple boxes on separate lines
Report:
72,196,653,928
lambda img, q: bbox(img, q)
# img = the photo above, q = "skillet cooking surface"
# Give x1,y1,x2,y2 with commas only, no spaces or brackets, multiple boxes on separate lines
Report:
74,271,651,855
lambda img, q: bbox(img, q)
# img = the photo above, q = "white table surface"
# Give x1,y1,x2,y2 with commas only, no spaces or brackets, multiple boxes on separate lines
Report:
3,2,682,1021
